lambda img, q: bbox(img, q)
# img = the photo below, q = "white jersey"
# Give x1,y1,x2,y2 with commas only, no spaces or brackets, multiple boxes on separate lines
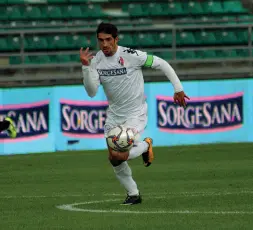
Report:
92,46,150,123
82,45,183,129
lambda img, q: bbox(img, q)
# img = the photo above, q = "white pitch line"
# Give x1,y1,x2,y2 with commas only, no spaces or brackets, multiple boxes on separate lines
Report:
56,199,253,215
1,190,253,199
105,190,253,197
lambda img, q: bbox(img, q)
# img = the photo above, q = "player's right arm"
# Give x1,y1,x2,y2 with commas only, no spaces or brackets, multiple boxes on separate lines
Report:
80,47,100,98
124,48,189,107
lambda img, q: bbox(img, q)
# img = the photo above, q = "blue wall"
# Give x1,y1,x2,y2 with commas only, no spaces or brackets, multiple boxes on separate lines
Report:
0,79,251,155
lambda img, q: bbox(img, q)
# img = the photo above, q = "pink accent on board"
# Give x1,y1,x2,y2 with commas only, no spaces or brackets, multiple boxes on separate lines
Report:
62,132,104,138
0,133,48,143
159,124,242,134
156,92,243,102
0,100,50,110
60,99,108,106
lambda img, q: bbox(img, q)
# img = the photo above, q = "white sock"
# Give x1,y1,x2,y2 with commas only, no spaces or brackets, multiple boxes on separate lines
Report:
113,161,139,196
128,141,149,160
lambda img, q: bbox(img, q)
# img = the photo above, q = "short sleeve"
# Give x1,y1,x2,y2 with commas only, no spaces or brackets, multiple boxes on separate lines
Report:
122,48,154,68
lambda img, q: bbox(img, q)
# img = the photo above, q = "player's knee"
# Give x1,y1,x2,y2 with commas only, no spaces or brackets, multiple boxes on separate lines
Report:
109,159,125,167
109,149,129,161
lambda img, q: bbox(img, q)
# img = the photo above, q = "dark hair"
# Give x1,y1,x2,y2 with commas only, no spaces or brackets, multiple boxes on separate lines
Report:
96,22,118,38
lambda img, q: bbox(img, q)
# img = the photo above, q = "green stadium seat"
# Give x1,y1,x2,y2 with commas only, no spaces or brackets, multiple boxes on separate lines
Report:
216,50,238,58
0,37,9,51
7,36,21,50
9,56,22,65
0,7,8,20
121,3,128,12
71,0,105,2
0,0,8,4
177,50,196,59
118,33,134,47
65,5,103,19
47,0,68,3
47,35,70,49
2,0,253,65
118,23,133,28
195,50,217,59
223,1,248,14
50,55,72,63
46,6,63,19
23,56,31,64
148,3,168,16
168,2,184,15
24,36,48,50
236,49,249,57
186,2,203,15
136,33,156,47
89,35,99,49
90,0,109,2
64,5,84,18
7,6,25,20
127,4,148,17
235,30,248,44
216,50,227,58
68,34,89,49
202,1,224,14
215,30,237,44
110,0,129,2
70,54,79,62
155,51,173,60
250,31,253,43
24,6,45,20
86,4,104,18
194,31,217,45
177,31,196,45
27,55,51,64
68,0,88,2
228,50,239,58
158,32,173,46
7,0,24,4
36,55,51,64
238,15,253,24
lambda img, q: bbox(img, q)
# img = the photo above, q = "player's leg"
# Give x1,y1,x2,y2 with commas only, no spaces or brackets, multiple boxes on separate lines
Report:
108,131,154,167
0,117,17,138
127,132,148,160
124,116,154,167
141,137,154,167
109,150,141,205
105,122,141,205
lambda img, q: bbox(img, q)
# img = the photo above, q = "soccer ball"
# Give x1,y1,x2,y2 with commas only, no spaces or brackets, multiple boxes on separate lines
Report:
106,125,135,152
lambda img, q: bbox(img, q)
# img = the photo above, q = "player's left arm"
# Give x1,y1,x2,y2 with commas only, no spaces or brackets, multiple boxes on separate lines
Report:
147,54,189,107
131,50,190,107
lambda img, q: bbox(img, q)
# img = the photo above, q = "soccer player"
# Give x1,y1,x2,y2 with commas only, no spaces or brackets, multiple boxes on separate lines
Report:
80,22,189,205
0,117,17,138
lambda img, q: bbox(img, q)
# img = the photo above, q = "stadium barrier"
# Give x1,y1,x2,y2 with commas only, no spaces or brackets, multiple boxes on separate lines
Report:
0,78,251,155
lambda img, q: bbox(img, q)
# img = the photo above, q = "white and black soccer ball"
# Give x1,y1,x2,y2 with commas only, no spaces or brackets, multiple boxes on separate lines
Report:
106,125,135,152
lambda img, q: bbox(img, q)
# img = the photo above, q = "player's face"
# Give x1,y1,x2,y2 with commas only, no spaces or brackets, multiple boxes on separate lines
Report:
97,33,118,56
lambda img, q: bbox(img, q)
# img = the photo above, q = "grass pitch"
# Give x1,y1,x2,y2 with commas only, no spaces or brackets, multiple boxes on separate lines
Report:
0,143,253,230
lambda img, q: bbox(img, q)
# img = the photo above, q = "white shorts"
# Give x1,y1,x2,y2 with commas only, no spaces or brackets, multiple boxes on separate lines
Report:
104,114,148,142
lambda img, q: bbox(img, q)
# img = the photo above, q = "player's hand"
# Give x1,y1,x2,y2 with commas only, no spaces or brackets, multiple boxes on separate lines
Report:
174,91,190,108
80,47,93,66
